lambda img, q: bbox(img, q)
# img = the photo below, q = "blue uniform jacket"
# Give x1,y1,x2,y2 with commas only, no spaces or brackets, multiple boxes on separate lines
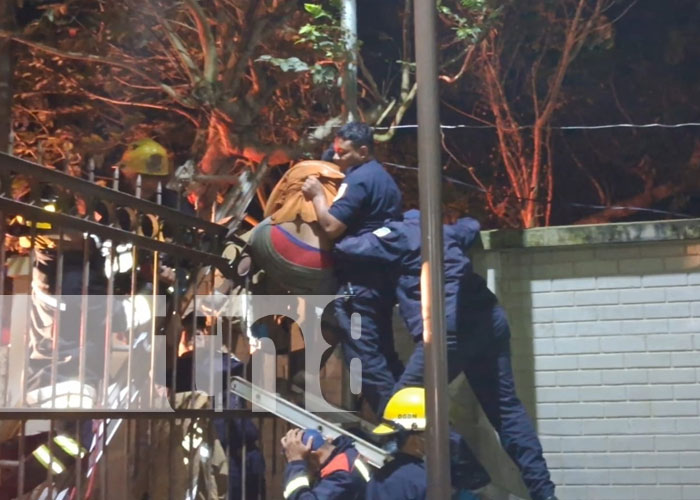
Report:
334,210,496,340
366,453,426,500
283,436,369,500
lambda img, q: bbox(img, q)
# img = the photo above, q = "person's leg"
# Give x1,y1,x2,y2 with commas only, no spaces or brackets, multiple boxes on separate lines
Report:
463,307,555,500
334,289,397,416
394,336,491,491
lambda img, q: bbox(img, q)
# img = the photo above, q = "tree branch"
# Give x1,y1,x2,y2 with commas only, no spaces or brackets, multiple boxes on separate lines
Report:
184,0,218,85
1,30,197,108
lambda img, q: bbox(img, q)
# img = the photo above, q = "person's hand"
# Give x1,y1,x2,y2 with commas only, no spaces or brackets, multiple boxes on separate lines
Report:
281,428,313,462
301,176,323,201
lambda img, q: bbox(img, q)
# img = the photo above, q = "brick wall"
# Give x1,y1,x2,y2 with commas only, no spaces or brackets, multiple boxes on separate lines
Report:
463,235,700,500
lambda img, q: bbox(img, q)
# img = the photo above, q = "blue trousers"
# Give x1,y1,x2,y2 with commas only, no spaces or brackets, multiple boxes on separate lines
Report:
397,306,555,500
334,280,404,415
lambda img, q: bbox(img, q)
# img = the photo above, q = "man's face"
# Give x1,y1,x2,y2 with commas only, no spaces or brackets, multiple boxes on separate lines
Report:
332,138,370,171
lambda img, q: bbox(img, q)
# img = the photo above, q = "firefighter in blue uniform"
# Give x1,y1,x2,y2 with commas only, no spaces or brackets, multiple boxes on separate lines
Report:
335,210,559,500
280,428,369,499
302,122,403,416
366,387,428,500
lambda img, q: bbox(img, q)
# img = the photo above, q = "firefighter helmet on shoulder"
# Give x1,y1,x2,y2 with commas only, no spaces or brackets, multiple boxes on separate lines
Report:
119,139,171,176
373,387,426,435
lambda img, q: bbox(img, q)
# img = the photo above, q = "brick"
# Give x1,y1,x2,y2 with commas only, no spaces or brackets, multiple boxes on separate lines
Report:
656,436,700,451
539,436,562,452
577,321,622,336
689,273,700,285
665,256,700,272
680,453,700,467
532,308,554,323
575,261,617,276
553,322,577,336
556,371,602,386
538,419,583,436
557,403,606,418
643,274,688,287
536,403,559,419
639,486,683,500
532,323,554,337
578,386,627,402
628,385,674,400
688,244,700,255
674,384,700,400
667,286,700,302
645,302,691,319
658,469,700,484
694,335,700,349
551,277,596,291
652,401,698,417
601,335,646,352
597,276,642,289
630,452,680,468
648,368,696,384
535,355,579,371
560,436,608,452
530,280,552,292
536,387,580,403
620,289,666,304
580,354,626,369
533,292,576,308
644,244,686,257
555,337,600,354
582,419,630,435
620,258,665,274
684,486,700,500
561,469,611,485
598,305,644,320
674,418,700,434
619,319,668,334
693,302,700,317
532,262,574,279
604,402,651,417
625,352,671,368
554,486,590,499
647,334,694,351
533,338,555,355
628,417,677,434
575,290,619,306
602,369,648,385
595,486,642,500
534,371,557,386
668,319,700,333
553,307,598,322
607,467,658,482
672,351,700,367
596,247,641,260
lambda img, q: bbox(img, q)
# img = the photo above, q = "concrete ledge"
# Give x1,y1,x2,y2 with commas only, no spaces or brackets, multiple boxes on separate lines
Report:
477,218,700,250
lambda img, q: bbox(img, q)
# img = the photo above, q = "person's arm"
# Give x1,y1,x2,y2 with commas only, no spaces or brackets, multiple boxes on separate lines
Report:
334,226,404,264
309,187,347,240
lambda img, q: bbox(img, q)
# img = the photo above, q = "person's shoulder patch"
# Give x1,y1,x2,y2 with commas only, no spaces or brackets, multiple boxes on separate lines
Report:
372,227,391,238
320,452,351,478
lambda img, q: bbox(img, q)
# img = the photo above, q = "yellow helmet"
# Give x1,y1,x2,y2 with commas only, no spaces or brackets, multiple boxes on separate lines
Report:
373,387,426,435
119,139,171,176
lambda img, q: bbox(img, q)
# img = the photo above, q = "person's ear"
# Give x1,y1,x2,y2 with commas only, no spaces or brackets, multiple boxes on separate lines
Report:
358,145,370,159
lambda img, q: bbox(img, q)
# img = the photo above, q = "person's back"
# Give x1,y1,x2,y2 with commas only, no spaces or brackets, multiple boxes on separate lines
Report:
366,453,426,500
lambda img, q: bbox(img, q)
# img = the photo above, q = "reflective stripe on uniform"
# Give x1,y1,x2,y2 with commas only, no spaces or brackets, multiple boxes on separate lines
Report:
54,435,85,458
283,475,311,499
353,458,371,482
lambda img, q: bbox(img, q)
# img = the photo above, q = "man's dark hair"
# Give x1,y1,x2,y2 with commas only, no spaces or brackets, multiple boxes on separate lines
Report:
336,122,374,152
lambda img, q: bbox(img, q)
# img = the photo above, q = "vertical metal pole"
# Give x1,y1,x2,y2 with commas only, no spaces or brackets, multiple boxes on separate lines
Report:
0,0,14,154
413,0,451,497
340,0,358,121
